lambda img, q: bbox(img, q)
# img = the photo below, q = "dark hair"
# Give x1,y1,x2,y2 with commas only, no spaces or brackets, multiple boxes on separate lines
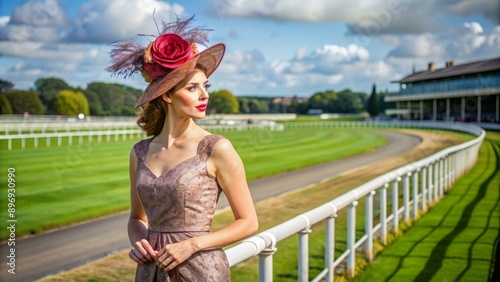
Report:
136,64,208,136
137,95,169,136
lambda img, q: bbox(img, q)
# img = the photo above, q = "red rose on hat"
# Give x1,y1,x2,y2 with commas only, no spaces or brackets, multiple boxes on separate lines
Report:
144,33,194,81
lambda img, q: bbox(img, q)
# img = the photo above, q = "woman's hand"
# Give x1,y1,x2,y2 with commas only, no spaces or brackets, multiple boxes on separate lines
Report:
155,239,197,271
129,239,157,265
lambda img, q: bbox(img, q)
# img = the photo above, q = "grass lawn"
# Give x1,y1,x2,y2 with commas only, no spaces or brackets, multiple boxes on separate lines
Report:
0,128,386,240
353,131,500,282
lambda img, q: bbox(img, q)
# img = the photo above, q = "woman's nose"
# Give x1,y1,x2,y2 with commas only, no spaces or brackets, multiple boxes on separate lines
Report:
200,88,209,100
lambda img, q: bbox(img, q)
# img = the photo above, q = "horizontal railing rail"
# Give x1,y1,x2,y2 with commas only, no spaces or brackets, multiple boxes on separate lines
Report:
225,121,485,282
0,123,284,150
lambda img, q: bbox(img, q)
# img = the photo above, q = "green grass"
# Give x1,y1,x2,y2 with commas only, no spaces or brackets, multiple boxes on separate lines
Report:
352,131,500,282
0,128,386,239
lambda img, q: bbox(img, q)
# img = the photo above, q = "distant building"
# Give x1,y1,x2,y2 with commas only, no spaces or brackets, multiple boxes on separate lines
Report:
271,96,309,106
386,57,500,123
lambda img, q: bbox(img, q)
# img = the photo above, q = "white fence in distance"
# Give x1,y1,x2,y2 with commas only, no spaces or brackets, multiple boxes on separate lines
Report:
0,122,285,150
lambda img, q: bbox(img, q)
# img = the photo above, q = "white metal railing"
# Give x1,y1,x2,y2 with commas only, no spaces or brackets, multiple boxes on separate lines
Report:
0,121,138,134
0,122,284,150
225,121,485,281
0,129,145,150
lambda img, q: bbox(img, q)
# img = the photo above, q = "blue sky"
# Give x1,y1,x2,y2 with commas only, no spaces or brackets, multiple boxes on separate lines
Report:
0,0,499,97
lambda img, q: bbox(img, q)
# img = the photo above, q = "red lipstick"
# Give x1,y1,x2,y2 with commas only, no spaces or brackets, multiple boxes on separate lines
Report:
196,104,207,111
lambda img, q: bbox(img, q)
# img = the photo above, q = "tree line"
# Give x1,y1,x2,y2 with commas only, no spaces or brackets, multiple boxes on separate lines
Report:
0,77,392,117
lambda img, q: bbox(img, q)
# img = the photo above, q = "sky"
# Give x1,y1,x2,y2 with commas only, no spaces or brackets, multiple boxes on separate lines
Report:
0,0,499,97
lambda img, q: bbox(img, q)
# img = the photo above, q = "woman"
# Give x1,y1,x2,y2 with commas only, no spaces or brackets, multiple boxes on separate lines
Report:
107,16,258,281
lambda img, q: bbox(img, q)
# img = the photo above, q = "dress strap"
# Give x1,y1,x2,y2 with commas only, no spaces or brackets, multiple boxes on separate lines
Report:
197,134,225,162
133,138,152,163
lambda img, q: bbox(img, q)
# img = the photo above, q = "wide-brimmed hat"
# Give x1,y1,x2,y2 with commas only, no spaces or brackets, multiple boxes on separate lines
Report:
106,16,225,109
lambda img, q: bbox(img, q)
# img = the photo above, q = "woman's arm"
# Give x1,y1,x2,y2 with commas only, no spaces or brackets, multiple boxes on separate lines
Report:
155,138,258,270
128,147,157,264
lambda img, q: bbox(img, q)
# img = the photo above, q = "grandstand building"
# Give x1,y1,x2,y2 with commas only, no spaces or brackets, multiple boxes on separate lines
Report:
385,57,500,123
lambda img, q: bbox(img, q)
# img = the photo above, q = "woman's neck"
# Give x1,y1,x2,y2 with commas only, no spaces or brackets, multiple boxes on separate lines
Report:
157,116,196,149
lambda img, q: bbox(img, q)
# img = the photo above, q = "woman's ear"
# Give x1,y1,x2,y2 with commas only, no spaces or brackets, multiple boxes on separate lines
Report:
161,93,172,104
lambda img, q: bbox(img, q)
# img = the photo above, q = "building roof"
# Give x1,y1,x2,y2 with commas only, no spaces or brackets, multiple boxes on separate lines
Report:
395,57,500,83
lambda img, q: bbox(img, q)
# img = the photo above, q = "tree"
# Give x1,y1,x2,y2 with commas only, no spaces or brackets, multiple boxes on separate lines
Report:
0,79,14,92
82,88,104,116
2,90,44,115
207,89,239,114
238,97,251,114
308,90,337,113
55,90,90,116
247,98,269,113
0,94,13,114
35,77,70,114
367,83,380,117
378,90,395,114
335,89,365,113
86,82,137,116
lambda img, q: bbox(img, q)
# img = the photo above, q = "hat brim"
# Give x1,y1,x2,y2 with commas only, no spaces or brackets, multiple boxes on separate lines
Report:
134,43,226,109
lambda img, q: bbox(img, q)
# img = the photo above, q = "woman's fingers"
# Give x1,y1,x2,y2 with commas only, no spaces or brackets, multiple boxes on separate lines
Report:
130,239,157,263
129,249,148,264
140,239,157,259
155,248,178,271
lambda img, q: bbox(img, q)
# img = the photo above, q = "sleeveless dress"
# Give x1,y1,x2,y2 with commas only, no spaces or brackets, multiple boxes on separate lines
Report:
133,134,231,282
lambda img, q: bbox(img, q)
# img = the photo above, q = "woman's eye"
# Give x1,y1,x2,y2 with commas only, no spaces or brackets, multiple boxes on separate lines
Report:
204,83,211,90
188,86,196,91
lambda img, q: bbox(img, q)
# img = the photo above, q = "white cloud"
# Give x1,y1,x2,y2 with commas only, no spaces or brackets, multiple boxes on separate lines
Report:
0,0,187,90
213,0,439,36
387,22,500,62
215,0,387,22
69,0,185,43
10,0,68,27
0,0,185,44
0,16,9,26
282,44,371,75
440,0,500,23
217,49,266,74
212,0,497,34
446,22,493,58
387,33,445,58
216,43,395,96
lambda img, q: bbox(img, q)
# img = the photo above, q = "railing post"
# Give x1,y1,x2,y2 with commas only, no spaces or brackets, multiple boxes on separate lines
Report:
403,172,411,224
421,166,427,213
452,152,458,184
449,154,454,187
443,157,448,192
392,178,400,236
439,158,444,198
434,161,439,202
325,208,337,282
298,223,312,282
427,164,433,207
259,237,277,282
347,201,358,277
380,183,388,245
365,191,376,262
413,169,419,220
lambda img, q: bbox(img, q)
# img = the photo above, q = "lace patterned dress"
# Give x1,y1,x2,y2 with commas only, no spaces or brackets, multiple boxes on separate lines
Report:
132,134,231,282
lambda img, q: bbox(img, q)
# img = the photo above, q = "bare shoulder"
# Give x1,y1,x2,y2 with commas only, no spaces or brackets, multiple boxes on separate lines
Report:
211,137,237,158
130,145,137,158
